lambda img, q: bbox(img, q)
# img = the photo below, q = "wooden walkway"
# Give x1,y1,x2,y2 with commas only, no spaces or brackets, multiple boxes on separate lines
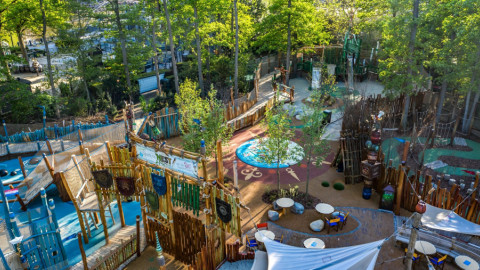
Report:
71,225,147,270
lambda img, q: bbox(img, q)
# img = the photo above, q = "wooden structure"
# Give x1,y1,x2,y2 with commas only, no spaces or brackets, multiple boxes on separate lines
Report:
6,188,68,270
143,107,181,140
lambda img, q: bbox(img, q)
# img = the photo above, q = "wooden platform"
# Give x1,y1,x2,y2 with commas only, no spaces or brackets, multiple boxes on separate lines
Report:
71,225,147,270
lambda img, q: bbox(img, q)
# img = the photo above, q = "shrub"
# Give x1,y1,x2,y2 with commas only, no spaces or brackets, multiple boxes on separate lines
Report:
321,181,330,187
333,183,345,191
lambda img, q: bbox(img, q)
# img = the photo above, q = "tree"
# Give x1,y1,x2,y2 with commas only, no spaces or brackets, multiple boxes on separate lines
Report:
175,78,231,156
4,0,37,62
149,0,162,94
161,0,180,93
192,0,204,92
255,0,330,81
299,77,332,196
108,0,132,96
39,0,58,99
233,0,239,97
258,98,299,189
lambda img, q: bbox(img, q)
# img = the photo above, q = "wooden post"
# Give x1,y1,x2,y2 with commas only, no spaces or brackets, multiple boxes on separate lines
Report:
79,141,85,155
136,215,141,257
42,153,55,178
105,141,114,163
77,232,88,270
95,186,109,245
60,172,89,244
216,140,224,185
466,172,479,220
395,163,405,215
202,158,211,226
290,86,295,103
45,138,53,155
405,210,422,270
402,141,410,162
18,156,27,179
78,127,83,142
116,188,126,227
9,184,26,211
165,172,175,244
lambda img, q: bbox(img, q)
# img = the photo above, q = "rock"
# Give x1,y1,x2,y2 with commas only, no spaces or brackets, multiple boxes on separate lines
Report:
460,183,465,190
295,115,303,120
310,220,324,232
268,210,279,221
273,201,281,211
29,157,41,165
291,202,304,215
449,179,456,186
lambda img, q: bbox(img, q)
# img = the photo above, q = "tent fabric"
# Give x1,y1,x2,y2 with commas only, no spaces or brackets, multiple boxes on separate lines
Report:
421,204,480,236
251,250,268,270
262,235,383,270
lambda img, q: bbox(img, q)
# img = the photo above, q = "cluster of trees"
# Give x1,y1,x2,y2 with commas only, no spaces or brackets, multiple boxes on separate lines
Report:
379,0,480,133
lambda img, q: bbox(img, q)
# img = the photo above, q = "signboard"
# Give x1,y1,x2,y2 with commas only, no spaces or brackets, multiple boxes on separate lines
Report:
5,188,19,198
136,144,198,178
138,74,165,94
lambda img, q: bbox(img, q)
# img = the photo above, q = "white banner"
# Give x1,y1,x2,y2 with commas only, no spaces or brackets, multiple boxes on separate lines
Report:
136,144,198,178
312,67,321,89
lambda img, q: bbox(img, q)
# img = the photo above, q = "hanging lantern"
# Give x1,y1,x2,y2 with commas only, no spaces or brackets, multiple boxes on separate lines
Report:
415,198,427,214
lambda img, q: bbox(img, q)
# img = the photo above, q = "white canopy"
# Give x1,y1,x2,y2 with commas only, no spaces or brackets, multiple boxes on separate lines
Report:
261,237,383,270
421,204,480,236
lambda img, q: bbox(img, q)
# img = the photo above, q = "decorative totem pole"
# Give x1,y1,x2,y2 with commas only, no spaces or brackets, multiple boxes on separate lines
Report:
361,111,384,199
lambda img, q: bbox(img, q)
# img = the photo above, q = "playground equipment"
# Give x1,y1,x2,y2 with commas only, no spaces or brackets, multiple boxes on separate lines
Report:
0,188,68,270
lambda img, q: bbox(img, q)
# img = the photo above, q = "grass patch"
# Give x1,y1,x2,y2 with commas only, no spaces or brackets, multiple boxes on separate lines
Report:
333,182,345,191
321,181,330,187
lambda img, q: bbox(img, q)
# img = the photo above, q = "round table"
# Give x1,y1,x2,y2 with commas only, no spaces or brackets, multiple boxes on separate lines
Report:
455,255,479,270
276,198,295,216
303,238,325,249
315,203,335,219
414,241,436,255
255,230,275,242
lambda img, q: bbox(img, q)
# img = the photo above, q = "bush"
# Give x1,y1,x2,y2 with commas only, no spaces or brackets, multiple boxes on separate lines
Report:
333,183,345,191
0,81,57,123
321,181,330,187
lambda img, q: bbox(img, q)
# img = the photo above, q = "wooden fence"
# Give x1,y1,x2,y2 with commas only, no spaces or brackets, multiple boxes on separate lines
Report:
143,107,180,140
225,242,255,262
173,211,206,265
227,97,276,131
379,164,480,224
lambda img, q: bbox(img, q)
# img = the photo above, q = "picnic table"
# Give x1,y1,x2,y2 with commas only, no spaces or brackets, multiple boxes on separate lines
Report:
276,198,294,216
455,255,479,270
315,203,334,219
303,238,325,249
415,241,436,255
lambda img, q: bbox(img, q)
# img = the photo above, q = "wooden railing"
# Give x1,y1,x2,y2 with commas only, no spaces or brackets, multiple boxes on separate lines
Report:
225,242,255,262
89,234,138,270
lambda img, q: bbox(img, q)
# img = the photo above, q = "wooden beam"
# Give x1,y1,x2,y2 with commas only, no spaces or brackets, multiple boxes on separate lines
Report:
467,172,480,220
18,156,27,179
402,141,410,162
216,140,224,185
43,153,55,178
395,164,405,215
77,232,88,270
60,172,89,244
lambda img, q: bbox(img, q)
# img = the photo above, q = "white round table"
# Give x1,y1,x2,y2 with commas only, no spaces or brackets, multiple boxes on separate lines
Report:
414,241,436,255
456,255,479,270
304,238,325,249
276,198,295,216
315,203,334,219
255,230,275,242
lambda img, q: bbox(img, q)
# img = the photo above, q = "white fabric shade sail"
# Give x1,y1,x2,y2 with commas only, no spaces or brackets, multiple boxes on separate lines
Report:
421,204,480,236
260,237,384,270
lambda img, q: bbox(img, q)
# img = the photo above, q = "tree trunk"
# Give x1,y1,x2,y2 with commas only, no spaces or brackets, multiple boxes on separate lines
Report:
162,0,179,93
40,0,56,97
285,0,292,86
463,88,472,133
112,0,132,95
305,154,311,196
233,0,239,98
193,3,204,94
17,30,28,62
400,0,420,130
277,165,280,190
436,78,447,124
205,44,211,92
151,2,162,94
466,86,480,134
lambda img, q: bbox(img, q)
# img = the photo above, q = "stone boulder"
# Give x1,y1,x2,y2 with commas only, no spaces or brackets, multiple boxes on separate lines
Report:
310,220,324,232
291,202,304,215
268,210,279,221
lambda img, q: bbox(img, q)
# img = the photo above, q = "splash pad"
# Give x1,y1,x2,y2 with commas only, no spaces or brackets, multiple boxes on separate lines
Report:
235,138,304,168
